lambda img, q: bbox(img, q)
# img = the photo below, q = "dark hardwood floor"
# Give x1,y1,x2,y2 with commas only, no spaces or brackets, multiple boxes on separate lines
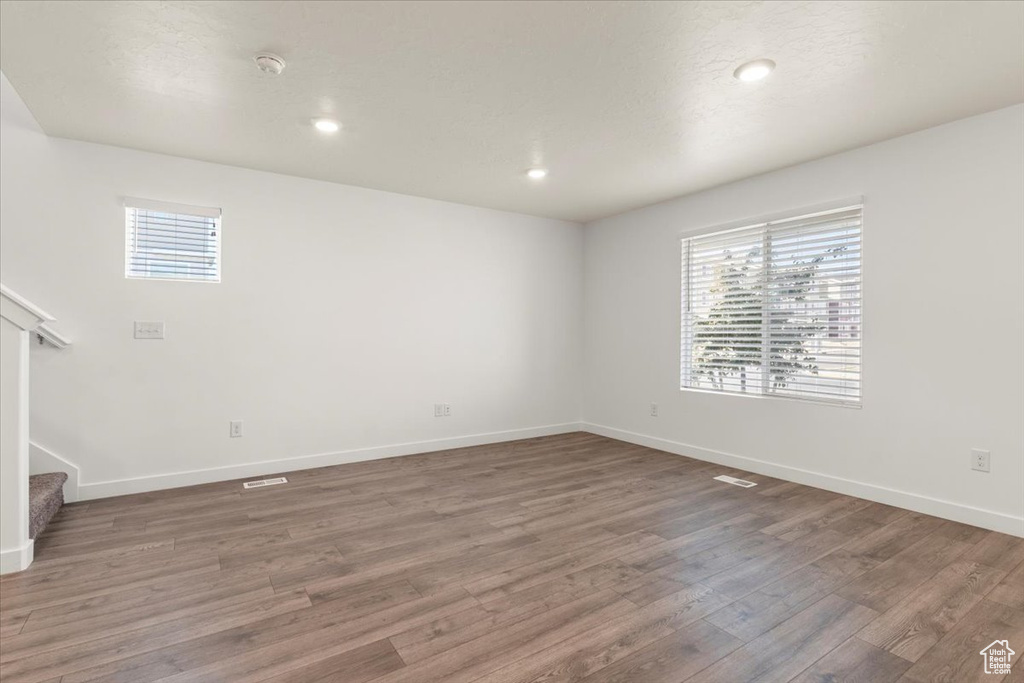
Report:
1,432,1022,682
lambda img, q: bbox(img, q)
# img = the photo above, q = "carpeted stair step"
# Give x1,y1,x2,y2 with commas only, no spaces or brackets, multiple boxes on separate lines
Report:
29,472,68,539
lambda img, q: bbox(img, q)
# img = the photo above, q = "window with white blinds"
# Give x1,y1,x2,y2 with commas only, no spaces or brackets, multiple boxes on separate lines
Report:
681,204,862,405
125,198,221,282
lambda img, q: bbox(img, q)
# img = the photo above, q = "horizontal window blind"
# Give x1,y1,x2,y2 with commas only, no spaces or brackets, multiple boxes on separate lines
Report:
125,198,221,282
681,205,862,405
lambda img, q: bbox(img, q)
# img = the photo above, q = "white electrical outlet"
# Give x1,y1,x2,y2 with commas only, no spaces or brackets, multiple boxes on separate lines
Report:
230,420,244,438
971,448,990,472
134,321,165,339
443,403,452,417
650,403,659,417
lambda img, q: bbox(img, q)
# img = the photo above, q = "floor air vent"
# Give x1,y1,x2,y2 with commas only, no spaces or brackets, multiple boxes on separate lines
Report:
243,477,288,489
713,475,757,488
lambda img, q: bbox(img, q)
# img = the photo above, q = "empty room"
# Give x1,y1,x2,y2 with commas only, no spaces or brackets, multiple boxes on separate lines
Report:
0,1,1022,681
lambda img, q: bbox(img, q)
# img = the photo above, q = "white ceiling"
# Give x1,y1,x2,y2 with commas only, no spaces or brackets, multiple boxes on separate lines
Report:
2,1,1022,223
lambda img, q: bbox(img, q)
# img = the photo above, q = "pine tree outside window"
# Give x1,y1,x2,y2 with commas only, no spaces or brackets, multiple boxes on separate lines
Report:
680,204,862,406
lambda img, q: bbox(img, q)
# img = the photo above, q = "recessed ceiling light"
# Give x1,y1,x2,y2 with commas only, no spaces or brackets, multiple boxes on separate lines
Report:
313,119,341,134
526,168,548,180
733,59,776,82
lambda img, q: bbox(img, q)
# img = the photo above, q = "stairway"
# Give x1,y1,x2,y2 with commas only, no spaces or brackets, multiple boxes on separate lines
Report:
29,473,67,539
2,285,72,573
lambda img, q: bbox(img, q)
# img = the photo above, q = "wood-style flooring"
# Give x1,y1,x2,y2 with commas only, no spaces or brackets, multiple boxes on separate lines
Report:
1,433,1022,682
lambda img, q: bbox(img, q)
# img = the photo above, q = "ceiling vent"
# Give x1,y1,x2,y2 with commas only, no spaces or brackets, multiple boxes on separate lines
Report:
253,53,286,75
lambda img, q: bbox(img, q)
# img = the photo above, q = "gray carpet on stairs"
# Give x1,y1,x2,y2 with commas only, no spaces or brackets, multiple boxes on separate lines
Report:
29,472,68,539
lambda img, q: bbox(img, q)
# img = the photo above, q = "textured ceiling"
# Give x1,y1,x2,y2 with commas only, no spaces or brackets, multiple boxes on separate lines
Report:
1,1,1022,222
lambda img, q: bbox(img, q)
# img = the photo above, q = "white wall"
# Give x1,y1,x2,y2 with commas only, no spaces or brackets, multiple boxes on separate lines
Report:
583,105,1024,535
3,71,1022,536
0,79,583,497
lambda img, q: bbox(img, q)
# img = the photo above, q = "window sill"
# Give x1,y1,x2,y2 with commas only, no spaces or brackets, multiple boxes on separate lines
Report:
678,385,862,409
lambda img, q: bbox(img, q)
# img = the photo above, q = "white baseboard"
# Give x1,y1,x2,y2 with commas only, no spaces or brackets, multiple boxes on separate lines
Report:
29,441,80,503
77,422,583,501
582,423,1024,538
0,539,34,575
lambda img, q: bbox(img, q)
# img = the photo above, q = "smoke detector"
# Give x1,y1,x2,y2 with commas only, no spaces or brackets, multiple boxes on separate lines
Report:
253,53,286,75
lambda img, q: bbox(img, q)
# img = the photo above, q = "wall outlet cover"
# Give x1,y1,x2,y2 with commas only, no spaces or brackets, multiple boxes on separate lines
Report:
971,448,991,473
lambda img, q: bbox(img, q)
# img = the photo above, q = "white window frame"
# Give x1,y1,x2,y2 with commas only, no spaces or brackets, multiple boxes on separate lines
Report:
680,199,864,408
124,197,222,283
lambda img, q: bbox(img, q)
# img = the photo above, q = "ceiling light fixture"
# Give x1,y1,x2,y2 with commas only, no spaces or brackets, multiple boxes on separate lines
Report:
313,118,341,134
733,58,776,82
526,168,548,180
253,53,286,76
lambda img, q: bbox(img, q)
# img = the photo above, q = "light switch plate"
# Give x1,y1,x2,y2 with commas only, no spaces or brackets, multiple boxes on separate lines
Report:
134,321,165,339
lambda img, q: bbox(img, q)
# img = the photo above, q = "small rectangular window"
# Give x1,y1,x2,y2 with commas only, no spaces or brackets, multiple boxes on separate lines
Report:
125,198,221,282
681,204,862,406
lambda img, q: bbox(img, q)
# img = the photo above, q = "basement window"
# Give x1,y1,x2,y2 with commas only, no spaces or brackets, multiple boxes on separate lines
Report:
125,198,221,282
681,203,862,406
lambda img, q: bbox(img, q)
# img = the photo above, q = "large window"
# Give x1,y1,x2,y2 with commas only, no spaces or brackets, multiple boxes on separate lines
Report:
681,204,862,405
125,198,221,282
